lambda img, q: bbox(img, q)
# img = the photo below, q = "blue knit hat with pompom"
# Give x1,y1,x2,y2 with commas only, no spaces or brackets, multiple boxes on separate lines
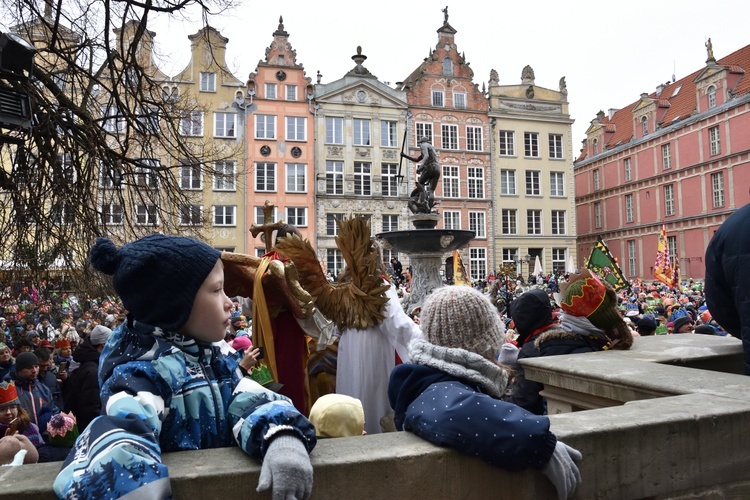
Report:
90,235,221,332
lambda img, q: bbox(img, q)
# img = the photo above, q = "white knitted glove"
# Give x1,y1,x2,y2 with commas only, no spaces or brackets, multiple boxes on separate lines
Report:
542,440,582,500
257,434,313,500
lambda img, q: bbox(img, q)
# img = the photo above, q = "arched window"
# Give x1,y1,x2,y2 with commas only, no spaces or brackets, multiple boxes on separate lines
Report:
593,138,599,155
442,58,453,76
641,116,648,136
707,85,717,108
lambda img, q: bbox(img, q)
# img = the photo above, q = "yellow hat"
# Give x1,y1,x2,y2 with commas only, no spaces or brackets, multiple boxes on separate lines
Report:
309,394,365,438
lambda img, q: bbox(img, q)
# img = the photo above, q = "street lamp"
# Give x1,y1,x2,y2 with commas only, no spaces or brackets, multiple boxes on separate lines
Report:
525,253,532,279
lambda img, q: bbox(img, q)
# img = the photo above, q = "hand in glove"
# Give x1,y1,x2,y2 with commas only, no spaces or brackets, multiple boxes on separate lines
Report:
257,434,313,500
542,440,582,500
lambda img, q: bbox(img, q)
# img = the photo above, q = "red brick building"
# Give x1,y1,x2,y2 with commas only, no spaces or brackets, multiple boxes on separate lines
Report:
574,41,750,281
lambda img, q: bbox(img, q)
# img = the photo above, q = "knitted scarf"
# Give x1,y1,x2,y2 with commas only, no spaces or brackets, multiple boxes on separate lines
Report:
408,339,508,399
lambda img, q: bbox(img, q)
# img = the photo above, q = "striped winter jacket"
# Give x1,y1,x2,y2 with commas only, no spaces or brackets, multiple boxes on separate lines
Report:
53,319,317,499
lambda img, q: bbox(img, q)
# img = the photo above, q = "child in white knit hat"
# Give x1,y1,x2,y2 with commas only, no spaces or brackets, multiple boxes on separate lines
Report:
389,285,582,499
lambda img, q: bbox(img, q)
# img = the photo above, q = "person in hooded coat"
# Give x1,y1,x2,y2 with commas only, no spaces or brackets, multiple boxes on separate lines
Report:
64,325,112,431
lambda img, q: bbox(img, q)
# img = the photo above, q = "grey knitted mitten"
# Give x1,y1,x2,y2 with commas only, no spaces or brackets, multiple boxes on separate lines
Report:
542,440,582,500
257,434,313,500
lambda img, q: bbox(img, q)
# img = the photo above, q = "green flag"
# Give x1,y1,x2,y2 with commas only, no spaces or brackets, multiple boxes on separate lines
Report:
586,236,630,291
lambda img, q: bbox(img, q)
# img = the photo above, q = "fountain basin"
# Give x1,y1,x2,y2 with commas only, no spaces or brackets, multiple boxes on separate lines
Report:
375,229,475,254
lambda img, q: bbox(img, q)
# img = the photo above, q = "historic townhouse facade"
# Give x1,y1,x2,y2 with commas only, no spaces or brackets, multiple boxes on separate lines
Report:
313,48,410,274
245,18,316,254
488,66,576,278
396,13,493,281
574,42,750,280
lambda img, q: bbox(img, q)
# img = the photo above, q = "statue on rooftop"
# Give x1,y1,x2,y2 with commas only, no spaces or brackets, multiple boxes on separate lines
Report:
706,37,715,61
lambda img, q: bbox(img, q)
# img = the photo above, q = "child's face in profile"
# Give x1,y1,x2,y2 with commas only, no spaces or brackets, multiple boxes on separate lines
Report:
180,260,233,343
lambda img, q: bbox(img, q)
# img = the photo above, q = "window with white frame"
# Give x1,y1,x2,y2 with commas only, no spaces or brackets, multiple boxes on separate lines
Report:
214,112,236,138
469,211,486,238
326,161,343,195
255,206,278,225
441,124,458,150
179,110,203,136
286,163,306,193
667,236,677,267
213,205,236,226
594,202,602,228
327,213,344,236
498,131,515,156
327,248,344,275
354,119,371,146
709,126,721,155
628,240,637,277
99,162,122,188
708,86,716,108
525,170,541,196
467,167,484,198
664,184,675,216
453,92,467,109
443,210,461,230
101,203,123,225
286,116,306,141
180,204,202,226
265,83,277,99
502,209,517,235
500,169,516,195
56,153,76,184
662,143,672,169
641,116,648,136
551,210,566,235
135,159,159,189
381,163,398,197
381,120,397,147
502,248,516,266
179,161,202,190
549,133,564,159
593,169,601,190
524,132,539,157
466,126,482,151
286,85,297,101
432,90,444,107
102,105,126,134
255,162,276,192
442,165,459,197
624,157,632,181
625,194,634,222
135,107,160,135
135,204,158,225
711,172,725,208
549,172,565,197
286,207,307,227
325,117,343,144
442,58,453,76
199,72,216,92
213,160,236,191
469,247,487,281
382,214,399,232
255,114,276,139
416,122,433,144
527,209,542,235
552,248,566,275
354,162,371,195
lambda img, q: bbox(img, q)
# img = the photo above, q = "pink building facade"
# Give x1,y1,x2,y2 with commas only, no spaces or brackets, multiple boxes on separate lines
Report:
574,42,750,281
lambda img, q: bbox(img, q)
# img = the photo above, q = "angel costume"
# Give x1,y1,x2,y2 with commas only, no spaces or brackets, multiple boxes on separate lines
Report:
336,283,422,435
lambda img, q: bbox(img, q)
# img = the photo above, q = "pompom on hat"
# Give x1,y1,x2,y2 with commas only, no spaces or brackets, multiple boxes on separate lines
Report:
420,286,503,359
560,268,633,349
90,235,221,332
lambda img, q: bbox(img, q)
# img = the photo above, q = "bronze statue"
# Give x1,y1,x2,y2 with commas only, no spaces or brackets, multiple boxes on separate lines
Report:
401,137,440,214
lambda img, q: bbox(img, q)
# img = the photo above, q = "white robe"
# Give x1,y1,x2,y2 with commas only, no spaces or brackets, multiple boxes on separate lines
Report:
335,283,423,434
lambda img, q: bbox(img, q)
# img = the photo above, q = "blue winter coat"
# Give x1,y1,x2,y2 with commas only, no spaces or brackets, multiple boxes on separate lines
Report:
53,320,317,499
389,362,556,471
5,369,59,431
705,202,750,374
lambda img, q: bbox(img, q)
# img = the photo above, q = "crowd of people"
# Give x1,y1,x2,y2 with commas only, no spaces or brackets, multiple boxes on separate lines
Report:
0,223,739,500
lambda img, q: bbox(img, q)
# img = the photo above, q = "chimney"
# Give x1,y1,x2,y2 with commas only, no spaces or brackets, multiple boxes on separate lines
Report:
608,108,619,120
656,83,666,97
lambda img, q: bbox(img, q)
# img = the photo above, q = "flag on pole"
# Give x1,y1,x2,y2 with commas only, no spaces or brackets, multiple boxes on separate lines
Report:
654,222,674,288
453,250,471,286
586,236,630,291
672,251,682,291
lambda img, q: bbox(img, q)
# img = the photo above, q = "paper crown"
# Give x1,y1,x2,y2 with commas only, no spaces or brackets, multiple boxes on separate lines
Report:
54,338,71,349
0,381,20,408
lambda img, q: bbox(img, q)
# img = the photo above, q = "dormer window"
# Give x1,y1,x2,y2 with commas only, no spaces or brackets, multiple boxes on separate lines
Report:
708,86,717,108
641,116,648,136
442,58,453,76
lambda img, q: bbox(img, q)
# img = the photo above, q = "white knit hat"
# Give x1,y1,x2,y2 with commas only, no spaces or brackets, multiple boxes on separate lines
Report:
420,286,503,359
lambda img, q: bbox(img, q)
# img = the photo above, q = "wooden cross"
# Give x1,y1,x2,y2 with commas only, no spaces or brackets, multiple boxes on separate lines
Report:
249,200,286,252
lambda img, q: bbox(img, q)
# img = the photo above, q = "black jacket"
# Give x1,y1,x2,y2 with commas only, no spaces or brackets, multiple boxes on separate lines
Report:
65,339,103,431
